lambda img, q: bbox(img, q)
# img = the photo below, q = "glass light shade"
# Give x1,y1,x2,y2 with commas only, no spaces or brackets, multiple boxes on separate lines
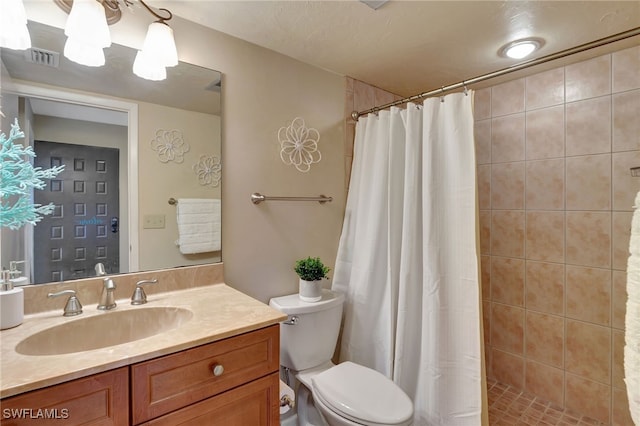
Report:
65,0,111,48
133,50,167,81
0,0,31,50
501,39,542,59
140,22,178,68
64,37,106,67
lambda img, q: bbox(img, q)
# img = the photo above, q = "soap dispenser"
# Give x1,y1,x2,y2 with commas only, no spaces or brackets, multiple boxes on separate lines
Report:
8,261,29,286
0,270,24,330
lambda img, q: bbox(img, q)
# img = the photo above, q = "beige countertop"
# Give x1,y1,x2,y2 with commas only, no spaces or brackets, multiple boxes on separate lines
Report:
0,283,286,399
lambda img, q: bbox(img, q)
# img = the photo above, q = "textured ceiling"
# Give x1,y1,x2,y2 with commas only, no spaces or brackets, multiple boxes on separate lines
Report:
156,0,640,97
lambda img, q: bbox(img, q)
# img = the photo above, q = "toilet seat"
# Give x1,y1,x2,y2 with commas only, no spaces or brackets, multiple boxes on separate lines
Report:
311,361,413,426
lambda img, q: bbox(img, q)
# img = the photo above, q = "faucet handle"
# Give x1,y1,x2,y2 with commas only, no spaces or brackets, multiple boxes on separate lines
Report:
131,279,158,305
48,290,83,317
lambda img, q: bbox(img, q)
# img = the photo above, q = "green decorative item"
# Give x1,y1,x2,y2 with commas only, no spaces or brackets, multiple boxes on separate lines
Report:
294,257,330,302
0,119,65,229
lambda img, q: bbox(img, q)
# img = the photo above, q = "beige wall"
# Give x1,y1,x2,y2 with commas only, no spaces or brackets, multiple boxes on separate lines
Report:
477,45,639,424
138,102,221,271
174,23,347,303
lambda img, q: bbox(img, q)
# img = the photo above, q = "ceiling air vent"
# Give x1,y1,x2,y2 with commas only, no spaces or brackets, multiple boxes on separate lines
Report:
25,48,60,68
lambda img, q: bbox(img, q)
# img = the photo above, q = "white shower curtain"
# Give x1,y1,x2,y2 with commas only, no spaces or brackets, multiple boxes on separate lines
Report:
332,93,482,425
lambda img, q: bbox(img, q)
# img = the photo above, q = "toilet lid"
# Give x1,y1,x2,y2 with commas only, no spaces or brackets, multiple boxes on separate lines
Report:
311,362,413,425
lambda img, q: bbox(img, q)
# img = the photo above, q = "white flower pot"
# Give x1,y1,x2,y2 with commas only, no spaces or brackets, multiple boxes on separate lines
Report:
299,279,323,302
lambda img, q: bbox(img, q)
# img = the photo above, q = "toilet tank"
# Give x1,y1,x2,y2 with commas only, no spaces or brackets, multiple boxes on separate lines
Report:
269,290,344,371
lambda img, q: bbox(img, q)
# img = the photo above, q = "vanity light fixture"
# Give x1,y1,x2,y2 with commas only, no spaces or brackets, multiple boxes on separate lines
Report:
499,38,544,59
53,0,178,80
0,0,32,50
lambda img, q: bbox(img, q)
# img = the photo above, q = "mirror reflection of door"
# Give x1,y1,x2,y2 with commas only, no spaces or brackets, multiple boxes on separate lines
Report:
33,141,120,283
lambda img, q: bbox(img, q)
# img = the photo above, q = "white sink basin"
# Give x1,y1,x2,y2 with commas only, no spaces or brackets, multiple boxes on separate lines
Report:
16,307,193,356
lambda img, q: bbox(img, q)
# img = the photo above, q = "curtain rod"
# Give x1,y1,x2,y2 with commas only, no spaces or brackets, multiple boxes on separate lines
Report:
352,26,640,120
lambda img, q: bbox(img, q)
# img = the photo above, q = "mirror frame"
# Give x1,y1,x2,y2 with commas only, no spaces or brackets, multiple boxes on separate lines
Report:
5,81,140,273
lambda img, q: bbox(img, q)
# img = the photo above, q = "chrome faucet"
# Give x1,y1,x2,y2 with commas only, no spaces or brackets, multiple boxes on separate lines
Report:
131,279,158,305
97,278,117,310
48,289,83,317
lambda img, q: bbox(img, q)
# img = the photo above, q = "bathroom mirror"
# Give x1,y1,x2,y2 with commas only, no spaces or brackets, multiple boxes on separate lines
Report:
0,21,222,285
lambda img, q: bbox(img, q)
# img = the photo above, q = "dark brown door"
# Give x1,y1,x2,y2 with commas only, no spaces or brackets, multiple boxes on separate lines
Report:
33,141,119,284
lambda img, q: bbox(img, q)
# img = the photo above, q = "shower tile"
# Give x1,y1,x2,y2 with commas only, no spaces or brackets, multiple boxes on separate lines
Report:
613,150,640,211
525,261,565,315
612,330,625,390
481,255,491,301
492,78,525,117
526,68,565,110
477,164,491,210
565,55,611,102
613,387,634,426
525,360,564,407
474,119,492,164
374,88,396,107
353,79,376,112
491,162,524,210
612,45,640,93
565,265,611,326
474,87,492,120
345,122,355,156
491,256,524,307
565,319,611,385
566,154,611,211
491,348,524,389
480,210,491,255
345,89,355,122
565,96,611,156
525,311,564,368
491,114,525,163
525,211,565,263
613,90,640,152
612,270,627,330
483,300,491,346
564,373,611,424
491,210,525,258
612,211,633,271
525,105,565,160
566,211,611,268
491,303,524,355
526,158,564,210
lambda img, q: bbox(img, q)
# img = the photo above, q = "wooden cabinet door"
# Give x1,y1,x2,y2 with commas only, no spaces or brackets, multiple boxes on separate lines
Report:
141,372,280,426
0,367,128,426
131,325,279,424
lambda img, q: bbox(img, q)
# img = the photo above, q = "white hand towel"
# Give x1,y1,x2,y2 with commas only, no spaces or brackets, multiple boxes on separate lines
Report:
626,190,640,425
176,198,221,254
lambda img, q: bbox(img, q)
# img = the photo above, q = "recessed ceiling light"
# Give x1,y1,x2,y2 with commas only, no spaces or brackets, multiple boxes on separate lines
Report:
499,38,544,59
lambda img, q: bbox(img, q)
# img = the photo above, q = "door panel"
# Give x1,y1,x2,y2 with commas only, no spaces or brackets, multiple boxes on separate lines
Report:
34,141,119,283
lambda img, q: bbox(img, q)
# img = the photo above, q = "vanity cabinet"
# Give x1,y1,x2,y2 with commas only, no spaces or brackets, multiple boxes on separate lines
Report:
131,324,280,425
1,324,280,426
0,367,128,425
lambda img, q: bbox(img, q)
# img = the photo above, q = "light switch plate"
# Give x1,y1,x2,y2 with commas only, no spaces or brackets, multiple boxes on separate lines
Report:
143,214,165,229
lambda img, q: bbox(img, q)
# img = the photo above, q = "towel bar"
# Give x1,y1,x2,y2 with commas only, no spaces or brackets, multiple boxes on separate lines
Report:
250,193,332,205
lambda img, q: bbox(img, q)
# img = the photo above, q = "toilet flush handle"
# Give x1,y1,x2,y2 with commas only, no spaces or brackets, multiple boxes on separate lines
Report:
282,315,299,325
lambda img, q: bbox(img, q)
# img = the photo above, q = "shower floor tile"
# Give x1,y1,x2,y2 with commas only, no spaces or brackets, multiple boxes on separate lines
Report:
487,379,607,426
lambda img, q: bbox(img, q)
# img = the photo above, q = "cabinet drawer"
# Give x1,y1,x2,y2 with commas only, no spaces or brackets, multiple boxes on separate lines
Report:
131,325,279,424
0,367,128,426
141,372,280,426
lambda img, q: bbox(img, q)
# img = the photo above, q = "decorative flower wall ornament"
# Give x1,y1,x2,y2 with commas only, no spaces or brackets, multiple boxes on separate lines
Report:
192,155,222,187
278,117,321,173
150,129,190,163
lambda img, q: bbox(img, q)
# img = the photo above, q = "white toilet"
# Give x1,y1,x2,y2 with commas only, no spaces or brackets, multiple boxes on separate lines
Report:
269,289,413,426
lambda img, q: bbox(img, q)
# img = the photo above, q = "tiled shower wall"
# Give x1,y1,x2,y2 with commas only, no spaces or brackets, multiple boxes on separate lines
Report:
477,45,640,425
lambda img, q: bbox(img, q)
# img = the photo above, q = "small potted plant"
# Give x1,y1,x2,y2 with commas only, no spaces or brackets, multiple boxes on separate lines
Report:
294,256,330,302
